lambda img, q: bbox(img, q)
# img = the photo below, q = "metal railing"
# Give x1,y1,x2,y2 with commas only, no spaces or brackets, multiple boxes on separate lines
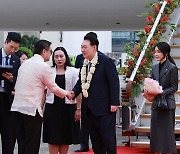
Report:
123,1,168,129
167,7,180,44
129,0,167,82
128,1,180,128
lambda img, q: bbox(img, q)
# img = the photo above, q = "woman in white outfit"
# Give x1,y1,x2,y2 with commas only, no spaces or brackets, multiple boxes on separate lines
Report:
43,47,81,154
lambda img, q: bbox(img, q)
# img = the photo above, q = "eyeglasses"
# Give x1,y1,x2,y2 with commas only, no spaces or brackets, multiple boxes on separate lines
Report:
7,43,19,52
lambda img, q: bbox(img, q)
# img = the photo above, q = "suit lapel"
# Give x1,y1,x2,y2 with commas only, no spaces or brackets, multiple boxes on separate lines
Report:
0,49,15,66
159,60,170,80
153,64,160,82
10,55,14,65
96,52,100,67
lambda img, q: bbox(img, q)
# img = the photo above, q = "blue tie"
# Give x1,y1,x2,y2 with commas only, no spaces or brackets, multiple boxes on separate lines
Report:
5,56,9,65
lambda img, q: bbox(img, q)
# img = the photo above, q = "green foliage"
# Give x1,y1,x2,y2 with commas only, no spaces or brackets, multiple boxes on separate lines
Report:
70,56,76,66
20,35,39,54
145,0,152,8
132,83,142,97
170,23,176,31
119,0,179,97
18,46,33,58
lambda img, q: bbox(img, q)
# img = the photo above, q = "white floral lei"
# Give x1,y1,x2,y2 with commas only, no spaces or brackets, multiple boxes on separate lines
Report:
81,52,98,98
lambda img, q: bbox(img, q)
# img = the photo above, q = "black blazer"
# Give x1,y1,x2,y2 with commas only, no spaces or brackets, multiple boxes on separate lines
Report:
151,59,178,109
0,49,21,104
75,51,103,69
75,54,84,69
73,52,120,116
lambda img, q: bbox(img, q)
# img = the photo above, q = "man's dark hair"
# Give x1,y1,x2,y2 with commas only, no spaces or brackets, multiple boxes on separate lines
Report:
84,32,99,50
34,40,51,55
6,32,21,43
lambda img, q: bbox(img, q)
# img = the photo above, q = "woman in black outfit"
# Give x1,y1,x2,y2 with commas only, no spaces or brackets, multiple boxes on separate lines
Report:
43,47,81,154
150,42,178,153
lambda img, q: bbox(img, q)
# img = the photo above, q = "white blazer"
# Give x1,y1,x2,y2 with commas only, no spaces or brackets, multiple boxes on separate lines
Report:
46,66,79,104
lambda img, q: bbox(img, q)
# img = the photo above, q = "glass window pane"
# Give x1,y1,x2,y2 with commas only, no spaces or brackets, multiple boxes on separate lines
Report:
112,31,139,52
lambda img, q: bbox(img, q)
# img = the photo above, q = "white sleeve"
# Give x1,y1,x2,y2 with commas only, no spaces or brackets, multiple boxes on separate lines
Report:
41,65,67,98
72,68,79,87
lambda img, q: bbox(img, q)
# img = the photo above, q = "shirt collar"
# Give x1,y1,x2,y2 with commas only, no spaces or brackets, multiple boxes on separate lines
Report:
2,48,11,59
88,51,97,63
34,54,45,62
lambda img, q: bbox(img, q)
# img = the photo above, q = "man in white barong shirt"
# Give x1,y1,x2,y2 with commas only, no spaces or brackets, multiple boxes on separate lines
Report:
11,40,68,154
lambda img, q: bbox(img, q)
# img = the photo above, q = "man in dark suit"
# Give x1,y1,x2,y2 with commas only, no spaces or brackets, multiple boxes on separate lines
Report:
75,53,90,152
75,54,84,69
0,32,21,154
68,32,120,154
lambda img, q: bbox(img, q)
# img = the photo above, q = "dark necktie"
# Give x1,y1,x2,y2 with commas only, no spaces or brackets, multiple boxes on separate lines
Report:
5,56,9,65
86,62,91,80
87,62,92,72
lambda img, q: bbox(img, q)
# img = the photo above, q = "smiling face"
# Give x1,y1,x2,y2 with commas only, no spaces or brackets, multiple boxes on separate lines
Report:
154,46,167,63
81,40,97,60
54,50,66,67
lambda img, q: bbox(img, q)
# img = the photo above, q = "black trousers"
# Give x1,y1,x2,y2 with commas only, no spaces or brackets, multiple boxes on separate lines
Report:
87,109,117,154
13,111,43,154
0,92,14,154
80,109,90,149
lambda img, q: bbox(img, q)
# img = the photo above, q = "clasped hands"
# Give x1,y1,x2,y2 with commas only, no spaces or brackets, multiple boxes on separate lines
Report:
66,91,75,100
2,72,13,81
66,91,118,112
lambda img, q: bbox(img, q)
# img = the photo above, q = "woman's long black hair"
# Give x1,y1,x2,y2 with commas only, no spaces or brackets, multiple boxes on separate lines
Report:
156,42,176,66
52,47,72,70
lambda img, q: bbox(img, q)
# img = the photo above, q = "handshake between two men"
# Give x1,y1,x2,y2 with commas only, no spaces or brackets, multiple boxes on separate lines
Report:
65,90,119,113
66,91,75,100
